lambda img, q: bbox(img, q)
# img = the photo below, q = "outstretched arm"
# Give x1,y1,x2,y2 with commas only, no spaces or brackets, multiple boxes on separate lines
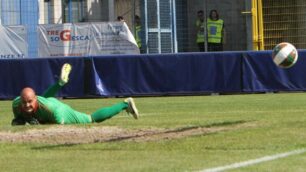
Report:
12,99,26,125
11,118,26,125
11,98,40,125
11,117,40,125
11,110,40,126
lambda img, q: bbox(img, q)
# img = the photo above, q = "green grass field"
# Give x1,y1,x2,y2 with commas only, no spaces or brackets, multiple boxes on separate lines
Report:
0,93,306,172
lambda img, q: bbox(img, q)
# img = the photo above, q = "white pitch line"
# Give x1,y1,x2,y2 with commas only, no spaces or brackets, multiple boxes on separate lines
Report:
199,148,306,172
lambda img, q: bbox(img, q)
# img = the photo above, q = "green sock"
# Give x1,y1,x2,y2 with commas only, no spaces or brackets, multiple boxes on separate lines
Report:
42,82,63,98
91,102,128,123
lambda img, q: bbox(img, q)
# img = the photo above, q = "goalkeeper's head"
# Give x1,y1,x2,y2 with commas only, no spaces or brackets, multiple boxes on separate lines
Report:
20,87,38,114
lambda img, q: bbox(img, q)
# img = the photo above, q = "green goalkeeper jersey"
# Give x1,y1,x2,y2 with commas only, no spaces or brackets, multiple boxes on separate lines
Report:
11,82,129,125
12,82,92,125
12,96,92,124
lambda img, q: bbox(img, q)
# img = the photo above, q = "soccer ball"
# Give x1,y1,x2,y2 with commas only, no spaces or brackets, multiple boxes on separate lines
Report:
272,42,298,68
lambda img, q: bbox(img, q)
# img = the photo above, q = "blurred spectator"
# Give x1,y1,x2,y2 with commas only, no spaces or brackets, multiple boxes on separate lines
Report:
196,10,205,52
134,15,142,53
117,16,125,22
207,10,225,51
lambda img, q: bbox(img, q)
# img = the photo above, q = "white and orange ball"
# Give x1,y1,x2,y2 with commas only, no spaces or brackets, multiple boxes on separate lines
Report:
272,42,298,68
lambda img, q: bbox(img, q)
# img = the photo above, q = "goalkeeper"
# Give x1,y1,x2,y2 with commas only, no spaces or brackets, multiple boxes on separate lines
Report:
11,63,139,125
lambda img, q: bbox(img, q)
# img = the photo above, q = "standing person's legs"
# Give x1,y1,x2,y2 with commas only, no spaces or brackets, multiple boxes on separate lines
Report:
208,43,223,52
197,42,205,52
208,43,213,51
216,43,223,51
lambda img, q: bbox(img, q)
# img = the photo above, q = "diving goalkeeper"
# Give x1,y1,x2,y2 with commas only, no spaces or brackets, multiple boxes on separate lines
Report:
11,63,139,125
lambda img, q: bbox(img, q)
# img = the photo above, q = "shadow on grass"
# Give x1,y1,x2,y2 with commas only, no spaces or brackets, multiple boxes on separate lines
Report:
31,120,253,150
31,143,80,150
204,120,249,128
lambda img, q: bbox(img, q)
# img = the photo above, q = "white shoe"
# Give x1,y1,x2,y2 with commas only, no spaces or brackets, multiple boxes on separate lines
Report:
59,63,72,86
124,97,139,119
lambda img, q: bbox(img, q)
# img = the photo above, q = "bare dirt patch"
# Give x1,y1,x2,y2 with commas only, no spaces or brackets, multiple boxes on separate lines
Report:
0,122,256,145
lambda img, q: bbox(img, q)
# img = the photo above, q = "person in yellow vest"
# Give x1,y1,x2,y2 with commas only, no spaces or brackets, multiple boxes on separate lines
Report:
207,10,225,51
134,15,142,53
196,10,205,52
